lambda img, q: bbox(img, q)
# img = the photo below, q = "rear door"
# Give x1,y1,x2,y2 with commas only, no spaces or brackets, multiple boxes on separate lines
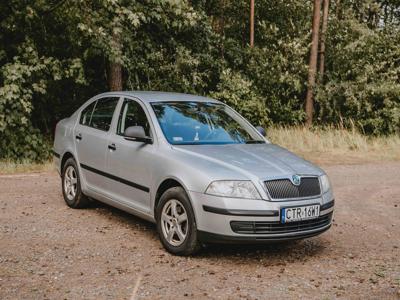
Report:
105,97,155,213
74,96,120,194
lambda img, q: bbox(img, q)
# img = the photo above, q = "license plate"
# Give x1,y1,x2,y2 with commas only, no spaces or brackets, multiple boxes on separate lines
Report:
281,204,320,223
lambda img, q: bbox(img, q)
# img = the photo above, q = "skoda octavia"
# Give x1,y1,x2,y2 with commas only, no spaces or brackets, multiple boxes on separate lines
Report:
53,91,334,255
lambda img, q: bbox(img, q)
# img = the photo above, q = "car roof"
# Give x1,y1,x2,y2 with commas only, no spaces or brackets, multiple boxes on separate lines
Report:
95,91,221,104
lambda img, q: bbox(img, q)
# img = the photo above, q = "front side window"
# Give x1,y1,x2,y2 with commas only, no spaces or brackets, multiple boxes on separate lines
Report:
117,99,151,136
89,97,119,131
151,101,265,145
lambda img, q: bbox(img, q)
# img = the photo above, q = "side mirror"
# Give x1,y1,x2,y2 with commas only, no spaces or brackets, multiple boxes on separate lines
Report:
255,126,266,137
124,126,153,144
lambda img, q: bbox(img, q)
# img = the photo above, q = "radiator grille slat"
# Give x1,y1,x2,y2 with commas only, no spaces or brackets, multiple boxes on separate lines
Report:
265,177,321,200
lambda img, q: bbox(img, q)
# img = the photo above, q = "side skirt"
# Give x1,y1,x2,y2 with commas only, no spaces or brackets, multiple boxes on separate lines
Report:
84,188,156,223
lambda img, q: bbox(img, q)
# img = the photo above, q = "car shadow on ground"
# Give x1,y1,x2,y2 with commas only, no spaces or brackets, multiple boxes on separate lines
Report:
84,199,158,236
199,239,328,263
86,200,329,262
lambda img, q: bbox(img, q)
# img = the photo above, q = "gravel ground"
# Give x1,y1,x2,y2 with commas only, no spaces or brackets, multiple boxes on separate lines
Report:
0,162,399,300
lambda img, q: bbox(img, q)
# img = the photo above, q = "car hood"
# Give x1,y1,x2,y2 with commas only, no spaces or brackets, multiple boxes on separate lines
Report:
173,143,324,179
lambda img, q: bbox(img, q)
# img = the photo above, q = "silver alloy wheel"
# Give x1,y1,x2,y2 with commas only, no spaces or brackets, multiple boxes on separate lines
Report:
161,199,188,247
64,166,77,201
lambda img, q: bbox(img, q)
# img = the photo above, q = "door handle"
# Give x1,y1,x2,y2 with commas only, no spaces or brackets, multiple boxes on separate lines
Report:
108,143,116,151
76,133,82,140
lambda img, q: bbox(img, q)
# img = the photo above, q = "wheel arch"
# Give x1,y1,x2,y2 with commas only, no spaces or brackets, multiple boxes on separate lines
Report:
60,151,90,195
60,151,75,171
153,177,194,218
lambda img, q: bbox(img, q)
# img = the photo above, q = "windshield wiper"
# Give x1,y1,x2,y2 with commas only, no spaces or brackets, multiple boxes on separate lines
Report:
245,140,265,144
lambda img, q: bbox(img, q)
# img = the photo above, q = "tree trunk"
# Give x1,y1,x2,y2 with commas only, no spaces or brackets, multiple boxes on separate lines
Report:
335,0,341,19
250,0,255,47
319,0,329,81
305,0,321,127
109,32,123,91
210,1,226,57
108,62,122,91
219,0,226,57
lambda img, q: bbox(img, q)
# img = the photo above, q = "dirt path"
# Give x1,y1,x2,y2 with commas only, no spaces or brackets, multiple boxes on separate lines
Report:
1,163,399,299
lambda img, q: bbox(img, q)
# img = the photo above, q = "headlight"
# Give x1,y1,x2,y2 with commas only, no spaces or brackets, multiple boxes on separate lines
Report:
320,175,331,194
205,180,261,199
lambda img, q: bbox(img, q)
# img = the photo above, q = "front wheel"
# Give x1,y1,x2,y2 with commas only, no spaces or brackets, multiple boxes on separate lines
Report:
156,187,201,255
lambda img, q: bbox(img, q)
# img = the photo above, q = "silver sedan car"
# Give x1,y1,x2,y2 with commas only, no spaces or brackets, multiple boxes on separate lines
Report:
53,91,334,255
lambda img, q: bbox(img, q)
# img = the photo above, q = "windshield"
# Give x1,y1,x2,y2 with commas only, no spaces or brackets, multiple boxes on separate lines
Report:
151,101,265,145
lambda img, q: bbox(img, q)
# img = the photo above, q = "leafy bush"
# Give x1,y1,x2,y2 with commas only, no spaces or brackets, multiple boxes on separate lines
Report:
0,41,84,161
316,19,400,135
210,69,270,127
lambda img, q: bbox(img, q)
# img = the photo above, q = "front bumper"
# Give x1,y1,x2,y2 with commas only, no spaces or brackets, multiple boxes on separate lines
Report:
189,191,334,244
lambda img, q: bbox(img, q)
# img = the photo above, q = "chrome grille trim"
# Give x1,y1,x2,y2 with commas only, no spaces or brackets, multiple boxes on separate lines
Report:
264,177,321,200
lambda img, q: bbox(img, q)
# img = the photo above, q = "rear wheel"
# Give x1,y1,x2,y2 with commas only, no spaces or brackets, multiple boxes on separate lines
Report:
156,187,201,255
62,158,89,208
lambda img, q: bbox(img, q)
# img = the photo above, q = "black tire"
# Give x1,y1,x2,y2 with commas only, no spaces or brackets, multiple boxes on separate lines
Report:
156,186,201,256
61,158,90,208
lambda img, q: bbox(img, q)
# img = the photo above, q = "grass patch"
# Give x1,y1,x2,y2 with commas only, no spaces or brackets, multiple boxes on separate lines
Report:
0,160,54,175
268,126,400,165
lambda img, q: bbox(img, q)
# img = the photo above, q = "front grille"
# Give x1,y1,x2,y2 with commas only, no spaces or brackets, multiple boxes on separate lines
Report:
265,177,321,200
230,212,332,234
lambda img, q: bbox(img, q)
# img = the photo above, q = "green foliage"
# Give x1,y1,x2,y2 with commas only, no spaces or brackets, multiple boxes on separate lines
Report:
243,42,308,125
0,0,399,161
210,69,269,127
316,17,400,135
0,40,85,161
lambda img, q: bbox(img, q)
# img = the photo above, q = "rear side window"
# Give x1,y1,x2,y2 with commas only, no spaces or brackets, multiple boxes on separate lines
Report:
79,97,119,131
80,101,96,126
90,97,119,131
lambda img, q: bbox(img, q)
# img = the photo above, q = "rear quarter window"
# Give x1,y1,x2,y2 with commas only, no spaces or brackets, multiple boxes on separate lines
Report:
80,101,96,126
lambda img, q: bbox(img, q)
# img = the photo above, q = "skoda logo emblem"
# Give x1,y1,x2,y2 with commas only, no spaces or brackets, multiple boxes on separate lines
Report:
292,175,301,186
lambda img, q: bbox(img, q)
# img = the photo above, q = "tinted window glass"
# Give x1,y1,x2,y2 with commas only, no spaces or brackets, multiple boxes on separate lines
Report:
117,99,150,136
90,97,119,131
80,101,96,126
